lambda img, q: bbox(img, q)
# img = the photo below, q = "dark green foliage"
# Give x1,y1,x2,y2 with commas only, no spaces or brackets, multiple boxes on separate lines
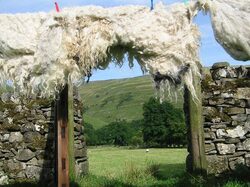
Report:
84,122,99,146
142,97,186,147
85,120,143,146
96,119,143,146
84,97,186,147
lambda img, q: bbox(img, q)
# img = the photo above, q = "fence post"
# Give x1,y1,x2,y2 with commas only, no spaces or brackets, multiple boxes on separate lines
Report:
56,84,70,187
184,76,207,174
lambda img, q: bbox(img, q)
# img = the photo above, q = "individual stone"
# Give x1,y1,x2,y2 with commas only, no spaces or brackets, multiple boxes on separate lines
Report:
17,149,36,161
229,157,245,170
212,69,227,80
0,111,4,121
242,139,250,151
21,123,35,133
206,155,228,174
235,99,247,108
23,131,41,143
216,143,235,154
213,91,221,95
44,111,52,117
16,172,26,179
225,138,240,144
75,148,87,158
245,154,250,167
226,126,246,138
26,157,38,166
221,93,234,98
6,160,25,172
213,139,226,143
236,66,249,78
9,132,23,143
0,171,8,185
75,161,89,176
236,88,250,100
226,107,245,115
35,124,42,132
25,166,42,180
209,98,224,105
244,122,250,132
216,129,227,138
74,124,83,133
236,142,244,151
212,62,230,70
0,134,9,142
246,109,250,114
14,105,22,113
35,114,46,121
205,143,216,153
231,114,247,122
227,152,246,158
224,98,235,105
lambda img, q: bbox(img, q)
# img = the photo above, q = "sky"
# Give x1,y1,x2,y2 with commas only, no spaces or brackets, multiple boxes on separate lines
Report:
0,0,249,81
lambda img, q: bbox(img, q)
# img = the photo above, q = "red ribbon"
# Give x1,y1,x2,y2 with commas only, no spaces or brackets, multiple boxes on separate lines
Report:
55,2,60,12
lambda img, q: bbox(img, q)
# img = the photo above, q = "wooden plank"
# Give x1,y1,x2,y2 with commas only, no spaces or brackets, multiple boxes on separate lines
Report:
56,85,70,187
184,77,207,174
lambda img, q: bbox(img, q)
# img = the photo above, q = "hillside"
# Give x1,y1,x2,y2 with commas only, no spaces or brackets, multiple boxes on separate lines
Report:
79,75,184,129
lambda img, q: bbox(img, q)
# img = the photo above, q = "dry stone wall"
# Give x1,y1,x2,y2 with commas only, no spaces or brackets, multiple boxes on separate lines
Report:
202,62,250,175
0,93,88,185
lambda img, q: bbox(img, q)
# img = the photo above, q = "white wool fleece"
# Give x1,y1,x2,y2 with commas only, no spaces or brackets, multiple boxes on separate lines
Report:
0,1,248,99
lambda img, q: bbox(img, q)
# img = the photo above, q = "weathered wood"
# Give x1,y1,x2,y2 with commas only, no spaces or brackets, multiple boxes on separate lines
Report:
56,85,70,187
184,77,207,174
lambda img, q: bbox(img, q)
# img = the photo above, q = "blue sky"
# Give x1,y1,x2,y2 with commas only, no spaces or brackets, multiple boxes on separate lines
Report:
0,0,249,81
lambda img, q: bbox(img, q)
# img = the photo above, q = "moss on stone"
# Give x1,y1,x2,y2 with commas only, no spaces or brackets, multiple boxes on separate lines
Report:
28,136,46,151
202,73,213,91
0,123,21,131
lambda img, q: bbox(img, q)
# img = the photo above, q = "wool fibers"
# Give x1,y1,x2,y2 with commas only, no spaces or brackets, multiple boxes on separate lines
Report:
198,0,250,61
0,3,201,98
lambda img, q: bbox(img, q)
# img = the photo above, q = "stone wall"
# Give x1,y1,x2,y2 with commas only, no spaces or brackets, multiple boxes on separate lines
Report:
202,62,250,175
0,93,88,185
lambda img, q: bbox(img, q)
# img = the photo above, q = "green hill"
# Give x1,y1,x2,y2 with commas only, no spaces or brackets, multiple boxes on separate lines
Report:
79,75,184,129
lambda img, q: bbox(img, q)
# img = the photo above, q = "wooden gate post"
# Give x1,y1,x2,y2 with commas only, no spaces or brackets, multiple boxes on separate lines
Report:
56,84,70,187
184,76,207,175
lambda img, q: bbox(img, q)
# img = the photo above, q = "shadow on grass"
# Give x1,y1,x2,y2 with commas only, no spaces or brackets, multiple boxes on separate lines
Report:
2,164,250,187
149,163,250,187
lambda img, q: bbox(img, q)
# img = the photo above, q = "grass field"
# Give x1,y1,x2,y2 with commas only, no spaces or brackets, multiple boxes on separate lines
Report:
79,76,183,129
76,147,250,187
77,147,187,187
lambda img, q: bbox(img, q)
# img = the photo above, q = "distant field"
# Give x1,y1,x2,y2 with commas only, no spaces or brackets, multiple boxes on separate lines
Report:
79,76,184,129
77,147,188,187
76,147,250,187
88,147,187,177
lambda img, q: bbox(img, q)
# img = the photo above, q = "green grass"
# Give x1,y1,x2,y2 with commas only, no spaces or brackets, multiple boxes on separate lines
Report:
77,147,187,187
75,147,250,187
79,76,183,129
88,147,187,178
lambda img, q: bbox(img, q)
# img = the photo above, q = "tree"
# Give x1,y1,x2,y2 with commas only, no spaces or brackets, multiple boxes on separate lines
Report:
142,97,186,147
84,122,99,146
96,119,134,146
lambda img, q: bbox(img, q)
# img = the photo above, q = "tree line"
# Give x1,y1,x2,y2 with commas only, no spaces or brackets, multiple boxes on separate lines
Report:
85,97,187,148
